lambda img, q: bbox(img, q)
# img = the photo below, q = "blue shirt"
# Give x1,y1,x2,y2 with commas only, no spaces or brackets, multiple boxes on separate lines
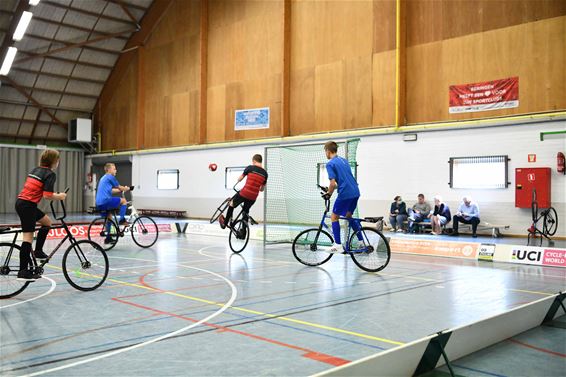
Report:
326,156,360,199
457,202,480,218
96,174,120,205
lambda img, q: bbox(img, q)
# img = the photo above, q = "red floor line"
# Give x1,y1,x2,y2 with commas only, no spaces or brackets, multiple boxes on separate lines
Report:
112,297,350,366
508,338,566,358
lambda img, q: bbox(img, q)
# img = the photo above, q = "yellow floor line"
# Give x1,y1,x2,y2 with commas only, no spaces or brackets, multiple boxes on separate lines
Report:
509,288,554,296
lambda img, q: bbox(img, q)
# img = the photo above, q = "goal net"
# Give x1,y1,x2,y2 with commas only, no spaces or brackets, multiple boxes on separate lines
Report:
263,139,360,244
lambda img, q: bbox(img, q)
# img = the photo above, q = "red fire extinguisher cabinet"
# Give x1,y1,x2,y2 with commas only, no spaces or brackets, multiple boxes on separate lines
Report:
515,168,551,208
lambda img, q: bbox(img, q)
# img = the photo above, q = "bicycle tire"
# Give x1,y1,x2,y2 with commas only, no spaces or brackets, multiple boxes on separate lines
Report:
210,197,231,224
348,227,391,272
88,217,119,251
62,240,108,291
0,243,30,299
543,207,558,236
292,228,334,266
531,200,539,224
131,216,159,248
229,220,250,254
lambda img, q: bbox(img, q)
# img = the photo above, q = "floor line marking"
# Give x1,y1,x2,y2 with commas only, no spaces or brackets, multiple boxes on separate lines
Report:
508,338,566,358
0,277,56,310
509,289,554,296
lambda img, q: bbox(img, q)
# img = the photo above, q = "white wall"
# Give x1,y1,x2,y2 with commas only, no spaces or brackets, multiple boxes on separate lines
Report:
91,120,565,236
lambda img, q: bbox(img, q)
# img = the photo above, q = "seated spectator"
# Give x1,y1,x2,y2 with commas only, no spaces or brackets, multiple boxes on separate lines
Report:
408,194,431,233
389,196,407,233
452,196,480,238
430,195,451,235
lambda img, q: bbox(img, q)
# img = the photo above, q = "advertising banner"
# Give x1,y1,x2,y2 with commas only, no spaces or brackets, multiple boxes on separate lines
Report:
449,77,518,114
235,107,270,130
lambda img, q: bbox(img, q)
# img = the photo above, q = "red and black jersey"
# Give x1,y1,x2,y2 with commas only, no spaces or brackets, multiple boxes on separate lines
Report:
17,166,56,203
240,165,268,201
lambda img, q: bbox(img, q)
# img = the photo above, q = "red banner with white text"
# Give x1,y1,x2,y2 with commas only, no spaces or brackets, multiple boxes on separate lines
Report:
449,77,519,114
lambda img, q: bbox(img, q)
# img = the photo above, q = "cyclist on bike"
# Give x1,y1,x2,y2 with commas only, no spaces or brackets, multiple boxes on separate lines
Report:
15,149,67,281
95,163,130,243
219,154,267,229
323,141,362,253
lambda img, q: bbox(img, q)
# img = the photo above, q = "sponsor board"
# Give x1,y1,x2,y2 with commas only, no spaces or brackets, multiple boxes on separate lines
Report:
183,222,263,240
495,245,566,268
389,239,479,259
45,223,173,240
478,244,496,261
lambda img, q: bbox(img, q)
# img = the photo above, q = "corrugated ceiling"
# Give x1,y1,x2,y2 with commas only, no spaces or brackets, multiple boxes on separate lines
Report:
0,0,153,145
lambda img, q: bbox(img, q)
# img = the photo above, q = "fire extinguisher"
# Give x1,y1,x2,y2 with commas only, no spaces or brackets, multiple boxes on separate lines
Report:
558,152,565,175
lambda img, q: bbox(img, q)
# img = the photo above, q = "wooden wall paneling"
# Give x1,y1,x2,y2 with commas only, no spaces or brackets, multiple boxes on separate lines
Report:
199,0,208,144
314,60,345,133
373,0,396,53
189,89,200,144
372,50,396,126
281,0,291,137
206,85,226,143
170,92,191,145
289,67,315,136
344,55,373,129
136,48,145,149
224,81,244,141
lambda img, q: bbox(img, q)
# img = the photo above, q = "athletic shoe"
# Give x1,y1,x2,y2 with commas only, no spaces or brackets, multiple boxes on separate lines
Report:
327,243,344,254
104,238,114,245
389,228,396,232
34,250,49,261
119,218,128,225
396,229,404,233
408,216,415,221
451,232,459,236
17,269,41,281
472,233,478,238
219,215,227,229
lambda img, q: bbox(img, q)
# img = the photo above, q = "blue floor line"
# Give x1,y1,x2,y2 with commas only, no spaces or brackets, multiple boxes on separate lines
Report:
453,364,508,377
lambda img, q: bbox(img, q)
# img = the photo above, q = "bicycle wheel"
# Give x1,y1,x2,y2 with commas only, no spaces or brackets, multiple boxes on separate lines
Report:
349,227,391,272
229,220,250,254
0,243,30,299
531,200,539,223
62,240,108,291
292,228,334,266
131,216,159,248
88,217,119,251
543,207,558,236
210,197,231,224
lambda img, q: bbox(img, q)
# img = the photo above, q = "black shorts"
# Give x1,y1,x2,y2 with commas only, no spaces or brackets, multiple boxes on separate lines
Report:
232,193,255,214
15,199,45,232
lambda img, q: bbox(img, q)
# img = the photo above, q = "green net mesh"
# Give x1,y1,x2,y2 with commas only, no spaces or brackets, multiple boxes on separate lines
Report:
263,139,360,244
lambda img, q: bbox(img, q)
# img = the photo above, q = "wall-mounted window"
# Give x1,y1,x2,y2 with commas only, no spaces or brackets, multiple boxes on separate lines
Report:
157,169,179,190
225,166,246,190
317,162,357,187
449,156,509,189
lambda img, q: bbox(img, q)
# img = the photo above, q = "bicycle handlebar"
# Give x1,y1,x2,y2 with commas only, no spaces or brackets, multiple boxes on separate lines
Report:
50,187,70,221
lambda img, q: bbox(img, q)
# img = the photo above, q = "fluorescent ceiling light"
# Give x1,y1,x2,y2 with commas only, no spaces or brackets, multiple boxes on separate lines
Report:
29,0,41,5
0,47,18,76
13,11,33,41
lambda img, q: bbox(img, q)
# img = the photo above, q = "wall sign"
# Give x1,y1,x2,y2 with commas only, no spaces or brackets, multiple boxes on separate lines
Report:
449,77,519,114
235,107,270,131
528,154,536,163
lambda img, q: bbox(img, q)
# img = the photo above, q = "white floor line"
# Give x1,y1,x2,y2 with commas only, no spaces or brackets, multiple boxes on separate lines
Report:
0,276,57,310
23,252,238,377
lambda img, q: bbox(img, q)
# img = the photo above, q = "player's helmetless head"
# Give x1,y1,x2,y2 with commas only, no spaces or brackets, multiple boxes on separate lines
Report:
104,163,117,175
252,154,262,166
324,141,338,159
40,149,60,169
418,193,425,204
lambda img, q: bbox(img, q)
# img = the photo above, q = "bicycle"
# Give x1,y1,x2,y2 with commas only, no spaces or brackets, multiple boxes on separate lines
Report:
210,184,258,254
528,189,558,246
291,185,391,272
0,189,109,299
87,190,159,251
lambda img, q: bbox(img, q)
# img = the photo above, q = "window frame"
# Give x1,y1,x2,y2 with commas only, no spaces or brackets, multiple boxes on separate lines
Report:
448,155,510,189
157,169,180,190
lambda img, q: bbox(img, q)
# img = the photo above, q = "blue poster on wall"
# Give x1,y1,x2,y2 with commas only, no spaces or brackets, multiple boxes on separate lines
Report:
235,107,270,131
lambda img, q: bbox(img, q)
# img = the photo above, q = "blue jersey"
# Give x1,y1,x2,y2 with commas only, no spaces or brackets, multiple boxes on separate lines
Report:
96,174,120,206
326,156,360,199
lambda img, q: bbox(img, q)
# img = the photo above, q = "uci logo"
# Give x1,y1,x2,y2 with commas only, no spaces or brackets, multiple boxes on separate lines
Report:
512,249,542,262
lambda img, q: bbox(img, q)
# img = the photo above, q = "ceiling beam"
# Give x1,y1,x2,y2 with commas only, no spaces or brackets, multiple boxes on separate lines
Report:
2,76,67,129
17,51,114,70
7,29,122,56
2,80,99,100
0,10,130,41
0,116,56,125
105,0,148,12
99,0,174,111
14,28,136,64
0,98,93,113
0,132,68,143
28,109,42,144
42,1,138,27
11,67,106,85
112,0,141,28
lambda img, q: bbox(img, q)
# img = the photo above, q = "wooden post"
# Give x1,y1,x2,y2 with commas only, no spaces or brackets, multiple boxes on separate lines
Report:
395,0,406,129
199,0,209,144
281,0,291,137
